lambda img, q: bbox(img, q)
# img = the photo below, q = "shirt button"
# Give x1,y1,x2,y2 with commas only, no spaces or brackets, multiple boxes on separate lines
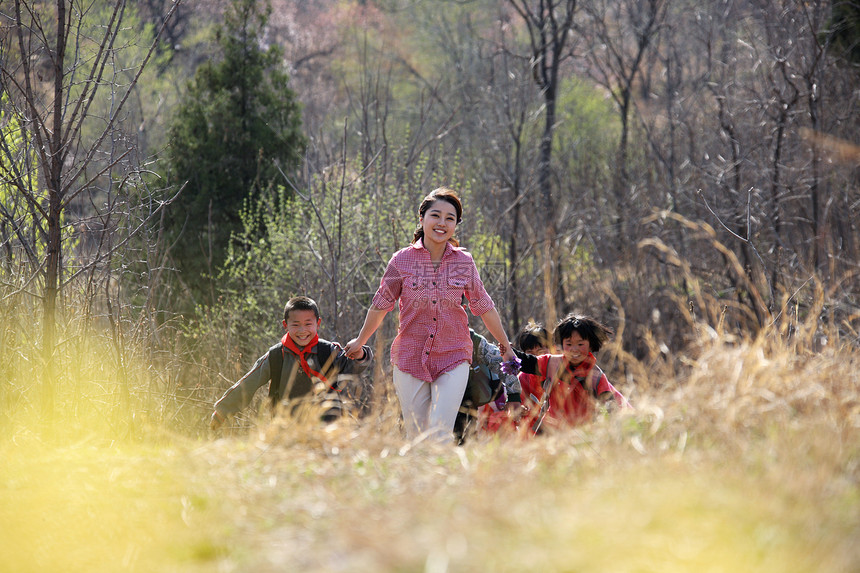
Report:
432,300,437,304
426,351,430,355
433,318,437,321
429,334,434,338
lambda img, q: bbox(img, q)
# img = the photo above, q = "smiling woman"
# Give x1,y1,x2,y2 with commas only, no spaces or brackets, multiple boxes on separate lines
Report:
344,187,520,443
416,192,460,256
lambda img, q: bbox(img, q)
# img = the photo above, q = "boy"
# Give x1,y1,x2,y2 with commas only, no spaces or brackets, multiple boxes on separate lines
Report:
515,314,629,433
209,296,373,429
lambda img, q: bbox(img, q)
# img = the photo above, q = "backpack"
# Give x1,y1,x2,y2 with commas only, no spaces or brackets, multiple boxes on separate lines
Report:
461,331,502,408
266,341,334,405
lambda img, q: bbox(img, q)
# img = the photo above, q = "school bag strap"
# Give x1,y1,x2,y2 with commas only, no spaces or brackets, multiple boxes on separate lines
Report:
531,356,567,434
575,363,605,398
589,364,605,397
266,343,284,406
461,330,502,408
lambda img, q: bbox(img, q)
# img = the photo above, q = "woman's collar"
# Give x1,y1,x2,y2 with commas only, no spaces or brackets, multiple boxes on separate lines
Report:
412,237,460,256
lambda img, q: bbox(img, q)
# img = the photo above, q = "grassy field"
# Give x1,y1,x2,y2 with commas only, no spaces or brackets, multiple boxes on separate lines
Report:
2,335,858,573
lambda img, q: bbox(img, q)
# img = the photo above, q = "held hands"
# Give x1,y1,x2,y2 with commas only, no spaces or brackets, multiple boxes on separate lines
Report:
343,338,364,360
497,341,521,377
497,342,516,363
505,401,527,420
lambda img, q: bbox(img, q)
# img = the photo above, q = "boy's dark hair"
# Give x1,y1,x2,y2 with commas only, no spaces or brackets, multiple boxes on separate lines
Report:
515,321,550,352
283,296,321,322
553,313,613,353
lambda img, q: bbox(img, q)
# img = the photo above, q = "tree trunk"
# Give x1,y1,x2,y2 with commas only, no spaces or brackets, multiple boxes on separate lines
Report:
540,90,559,325
41,0,67,422
509,201,521,331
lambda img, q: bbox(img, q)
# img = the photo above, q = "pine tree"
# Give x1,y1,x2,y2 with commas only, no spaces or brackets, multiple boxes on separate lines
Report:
165,0,305,305
828,2,860,64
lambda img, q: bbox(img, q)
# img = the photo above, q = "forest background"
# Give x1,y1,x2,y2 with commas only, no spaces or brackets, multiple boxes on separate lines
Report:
1,0,859,571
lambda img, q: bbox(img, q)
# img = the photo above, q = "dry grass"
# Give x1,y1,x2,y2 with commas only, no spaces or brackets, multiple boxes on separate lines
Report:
2,326,859,572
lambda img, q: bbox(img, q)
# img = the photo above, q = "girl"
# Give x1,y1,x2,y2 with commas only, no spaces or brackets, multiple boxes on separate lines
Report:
344,188,517,443
514,321,551,410
516,314,629,433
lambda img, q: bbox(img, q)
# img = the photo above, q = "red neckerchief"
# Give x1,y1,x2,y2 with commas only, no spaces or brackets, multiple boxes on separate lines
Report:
532,352,598,434
281,332,328,383
564,352,597,393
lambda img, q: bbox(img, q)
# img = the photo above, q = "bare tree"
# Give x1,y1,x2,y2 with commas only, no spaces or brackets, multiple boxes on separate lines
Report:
692,1,774,328
485,26,543,330
576,0,668,256
507,0,578,324
0,0,182,420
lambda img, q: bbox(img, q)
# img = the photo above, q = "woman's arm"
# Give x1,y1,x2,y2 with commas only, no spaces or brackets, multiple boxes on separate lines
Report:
344,307,389,359
478,307,515,362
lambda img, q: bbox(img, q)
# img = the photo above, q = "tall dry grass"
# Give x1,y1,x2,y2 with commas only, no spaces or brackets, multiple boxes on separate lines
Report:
2,274,858,572
170,318,856,573
0,289,217,442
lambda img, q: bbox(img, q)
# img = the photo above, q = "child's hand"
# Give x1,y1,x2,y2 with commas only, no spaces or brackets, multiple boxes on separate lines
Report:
209,410,225,431
505,401,526,420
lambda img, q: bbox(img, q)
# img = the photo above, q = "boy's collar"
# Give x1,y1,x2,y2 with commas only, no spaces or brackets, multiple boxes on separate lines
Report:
281,332,320,353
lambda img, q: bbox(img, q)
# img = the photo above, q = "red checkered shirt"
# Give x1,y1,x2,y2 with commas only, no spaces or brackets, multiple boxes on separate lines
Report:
371,239,496,382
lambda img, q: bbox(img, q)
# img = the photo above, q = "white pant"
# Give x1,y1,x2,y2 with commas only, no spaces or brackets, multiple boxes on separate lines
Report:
392,362,469,443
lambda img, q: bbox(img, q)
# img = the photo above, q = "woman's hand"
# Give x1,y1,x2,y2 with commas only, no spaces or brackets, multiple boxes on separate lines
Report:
343,338,364,360
479,308,515,362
